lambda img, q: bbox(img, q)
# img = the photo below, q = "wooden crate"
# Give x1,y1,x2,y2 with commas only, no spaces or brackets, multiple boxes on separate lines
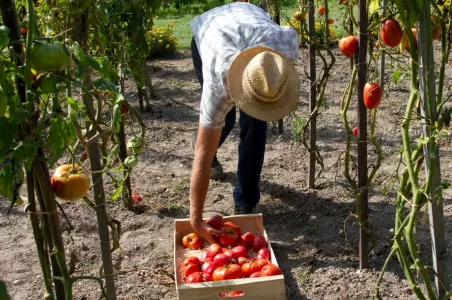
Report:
174,214,286,300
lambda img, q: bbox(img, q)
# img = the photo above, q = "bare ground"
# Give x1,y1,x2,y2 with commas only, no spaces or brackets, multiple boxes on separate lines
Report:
1,43,452,300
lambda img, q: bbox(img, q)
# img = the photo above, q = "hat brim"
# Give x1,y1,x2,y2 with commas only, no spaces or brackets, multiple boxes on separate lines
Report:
228,46,300,122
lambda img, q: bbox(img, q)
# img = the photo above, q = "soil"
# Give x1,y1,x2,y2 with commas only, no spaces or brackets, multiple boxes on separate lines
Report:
1,43,452,300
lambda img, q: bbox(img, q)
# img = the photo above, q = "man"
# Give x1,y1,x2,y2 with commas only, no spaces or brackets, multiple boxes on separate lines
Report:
189,2,300,243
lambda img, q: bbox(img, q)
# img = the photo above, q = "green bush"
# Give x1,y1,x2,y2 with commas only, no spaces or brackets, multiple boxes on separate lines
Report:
146,24,179,58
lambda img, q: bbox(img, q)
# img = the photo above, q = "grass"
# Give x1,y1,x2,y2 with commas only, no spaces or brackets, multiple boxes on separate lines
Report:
153,1,353,50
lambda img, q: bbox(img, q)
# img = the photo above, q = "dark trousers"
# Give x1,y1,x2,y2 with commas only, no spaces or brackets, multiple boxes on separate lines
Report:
190,37,267,210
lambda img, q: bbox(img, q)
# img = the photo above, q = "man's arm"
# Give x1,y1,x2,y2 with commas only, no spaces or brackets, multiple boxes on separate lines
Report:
190,124,223,243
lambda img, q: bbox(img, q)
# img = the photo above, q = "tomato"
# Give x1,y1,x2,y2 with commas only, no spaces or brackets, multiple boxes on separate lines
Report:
132,194,142,205
212,264,243,281
182,263,201,277
20,27,28,35
124,155,138,168
223,249,234,259
380,18,403,48
318,5,325,15
199,251,214,263
257,248,271,260
250,272,264,278
182,256,199,267
237,257,248,266
231,246,248,259
51,164,90,201
185,272,212,284
261,263,282,276
242,259,268,277
218,225,238,247
352,126,358,136
339,36,358,57
0,90,7,117
120,103,129,114
363,82,382,109
328,19,334,24
206,214,223,230
251,236,267,251
207,243,223,257
241,232,255,247
214,253,232,267
294,11,302,21
236,239,249,250
127,137,145,154
223,221,241,237
182,233,203,249
201,261,217,275
29,42,72,73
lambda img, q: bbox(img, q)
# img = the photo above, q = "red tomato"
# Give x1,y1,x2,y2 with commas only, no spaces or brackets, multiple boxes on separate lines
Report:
185,272,212,284
257,248,271,260
182,233,203,249
20,27,28,35
131,194,142,205
352,126,358,136
51,164,90,201
363,82,382,109
294,11,302,21
219,225,238,247
182,263,201,277
201,261,217,275
339,36,359,57
212,264,243,281
261,263,283,276
182,256,199,267
380,18,403,48
241,232,255,247
250,272,264,278
231,246,248,259
237,257,248,266
223,221,242,237
206,214,224,230
236,239,250,250
207,243,223,258
241,259,268,277
214,253,232,267
251,236,268,251
328,19,334,24
318,5,325,15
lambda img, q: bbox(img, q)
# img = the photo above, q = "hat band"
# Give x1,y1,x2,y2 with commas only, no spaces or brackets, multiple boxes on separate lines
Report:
245,68,288,103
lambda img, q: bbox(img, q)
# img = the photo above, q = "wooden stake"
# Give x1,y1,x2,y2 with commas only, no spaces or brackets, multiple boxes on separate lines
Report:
357,0,369,270
417,4,449,297
379,0,386,93
308,0,317,188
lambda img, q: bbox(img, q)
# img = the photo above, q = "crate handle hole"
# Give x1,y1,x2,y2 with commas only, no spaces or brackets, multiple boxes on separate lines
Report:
219,290,245,297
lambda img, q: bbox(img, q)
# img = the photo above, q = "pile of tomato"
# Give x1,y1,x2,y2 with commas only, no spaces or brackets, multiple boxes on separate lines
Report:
180,215,282,284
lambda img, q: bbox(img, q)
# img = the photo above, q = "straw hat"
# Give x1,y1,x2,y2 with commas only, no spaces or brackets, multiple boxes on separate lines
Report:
228,46,300,122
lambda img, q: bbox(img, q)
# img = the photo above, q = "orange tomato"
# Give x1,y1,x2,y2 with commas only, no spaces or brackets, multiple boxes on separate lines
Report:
51,164,90,201
328,19,334,24
318,5,325,15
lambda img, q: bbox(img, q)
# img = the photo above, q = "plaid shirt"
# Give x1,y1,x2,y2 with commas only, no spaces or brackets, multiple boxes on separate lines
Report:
190,2,300,129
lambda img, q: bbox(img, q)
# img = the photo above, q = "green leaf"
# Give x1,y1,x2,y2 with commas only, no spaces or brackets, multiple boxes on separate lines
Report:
0,116,17,163
417,137,429,145
38,75,65,94
392,69,401,84
0,280,11,300
0,26,10,49
112,104,122,134
47,117,75,165
111,184,123,200
0,163,13,200
93,78,119,93
86,57,114,80
12,138,39,170
440,181,450,190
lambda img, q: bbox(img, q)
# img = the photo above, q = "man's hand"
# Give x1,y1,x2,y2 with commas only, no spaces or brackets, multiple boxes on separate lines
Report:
191,219,223,244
